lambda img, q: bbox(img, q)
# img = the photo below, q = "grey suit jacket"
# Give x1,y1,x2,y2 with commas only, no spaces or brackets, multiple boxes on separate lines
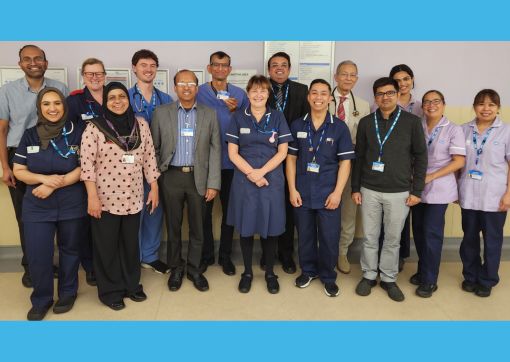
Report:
151,102,221,196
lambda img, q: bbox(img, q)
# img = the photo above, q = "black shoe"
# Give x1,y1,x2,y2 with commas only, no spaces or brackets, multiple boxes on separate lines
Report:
280,256,297,274
27,302,52,321
128,290,147,302
107,300,125,311
295,274,318,288
415,284,438,298
238,273,253,293
259,256,266,271
324,282,340,297
53,295,77,314
22,270,32,288
475,284,492,297
199,258,214,273
168,269,184,291
398,258,405,272
86,270,97,286
265,274,280,294
187,273,209,292
380,281,405,302
219,258,236,276
409,273,421,286
462,280,477,293
141,260,170,274
355,278,377,296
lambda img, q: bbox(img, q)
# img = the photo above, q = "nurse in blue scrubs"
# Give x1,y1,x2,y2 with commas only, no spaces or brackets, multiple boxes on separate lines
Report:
286,79,354,297
13,87,87,321
226,75,292,294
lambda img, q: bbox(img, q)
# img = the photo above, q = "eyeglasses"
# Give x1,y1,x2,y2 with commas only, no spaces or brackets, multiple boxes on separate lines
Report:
21,56,45,64
210,62,230,69
423,99,443,106
394,76,412,83
176,82,197,88
83,72,106,79
375,90,397,98
338,72,358,79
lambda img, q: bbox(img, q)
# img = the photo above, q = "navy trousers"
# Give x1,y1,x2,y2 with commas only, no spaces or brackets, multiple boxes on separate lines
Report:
411,203,448,284
460,208,506,288
294,206,340,284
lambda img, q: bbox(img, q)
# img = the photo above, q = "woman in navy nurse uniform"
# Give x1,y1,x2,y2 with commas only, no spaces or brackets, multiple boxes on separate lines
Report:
226,75,292,294
13,87,87,321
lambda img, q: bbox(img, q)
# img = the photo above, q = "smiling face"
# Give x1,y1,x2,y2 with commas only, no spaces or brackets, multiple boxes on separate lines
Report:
83,63,105,92
174,71,198,106
474,96,500,123
334,64,358,95
308,82,332,113
106,88,129,115
248,85,269,109
133,57,158,84
374,84,399,114
40,91,64,123
268,56,290,84
422,92,445,121
18,46,48,80
207,54,231,82
392,71,413,96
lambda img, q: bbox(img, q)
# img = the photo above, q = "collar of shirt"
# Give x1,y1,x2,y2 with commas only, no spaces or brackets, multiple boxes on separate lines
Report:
270,79,289,90
398,93,417,110
244,106,271,117
22,76,48,94
468,117,502,133
178,102,197,111
333,88,351,102
375,107,399,121
303,112,334,132
422,116,450,134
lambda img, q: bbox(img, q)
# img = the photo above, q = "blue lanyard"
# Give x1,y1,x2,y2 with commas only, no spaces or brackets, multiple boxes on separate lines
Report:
472,127,494,166
306,114,329,163
50,127,76,159
374,108,401,162
250,111,275,134
274,84,289,113
86,102,98,117
427,126,442,147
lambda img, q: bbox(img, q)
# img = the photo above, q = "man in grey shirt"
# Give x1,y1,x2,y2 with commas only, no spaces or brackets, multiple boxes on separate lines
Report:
0,45,69,288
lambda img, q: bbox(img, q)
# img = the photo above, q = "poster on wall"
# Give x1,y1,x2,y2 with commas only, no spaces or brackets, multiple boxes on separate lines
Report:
263,41,335,86
177,68,205,86
0,66,68,86
228,69,257,91
77,68,131,89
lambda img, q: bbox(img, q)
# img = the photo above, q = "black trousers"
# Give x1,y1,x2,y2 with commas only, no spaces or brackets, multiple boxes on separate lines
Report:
202,169,234,263
90,211,142,305
278,170,295,260
160,169,205,277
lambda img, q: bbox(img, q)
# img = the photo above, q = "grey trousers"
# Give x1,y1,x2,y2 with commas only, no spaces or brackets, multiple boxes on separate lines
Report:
360,187,409,282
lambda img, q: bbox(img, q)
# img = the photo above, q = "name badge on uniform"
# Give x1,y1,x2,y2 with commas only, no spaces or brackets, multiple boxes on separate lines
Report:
181,128,194,137
326,137,334,145
121,154,135,164
307,162,320,173
372,161,385,172
468,169,483,180
81,113,94,120
217,90,230,100
297,131,307,139
27,146,40,153
240,128,251,134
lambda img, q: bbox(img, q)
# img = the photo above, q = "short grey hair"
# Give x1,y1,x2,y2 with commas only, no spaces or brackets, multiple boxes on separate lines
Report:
335,60,358,74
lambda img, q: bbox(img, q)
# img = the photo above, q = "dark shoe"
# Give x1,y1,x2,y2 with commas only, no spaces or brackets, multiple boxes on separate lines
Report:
409,273,421,286
53,295,76,314
107,300,125,311
22,270,32,288
238,273,253,293
219,258,236,276
355,278,377,296
187,273,209,292
259,256,266,271
280,256,297,274
415,284,438,298
265,274,280,294
475,284,492,297
199,258,214,273
168,269,184,291
128,290,147,302
462,280,477,293
27,303,52,321
380,281,405,302
324,282,340,297
141,260,170,274
86,270,97,286
398,258,405,272
53,265,59,279
295,274,318,288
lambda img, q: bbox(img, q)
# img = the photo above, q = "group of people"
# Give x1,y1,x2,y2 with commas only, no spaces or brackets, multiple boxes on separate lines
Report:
0,45,508,321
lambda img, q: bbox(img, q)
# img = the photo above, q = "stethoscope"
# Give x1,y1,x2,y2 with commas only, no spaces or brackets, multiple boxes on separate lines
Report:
132,85,164,116
331,88,359,117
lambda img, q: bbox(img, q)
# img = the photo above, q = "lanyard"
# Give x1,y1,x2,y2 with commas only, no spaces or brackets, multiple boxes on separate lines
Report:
105,118,138,152
374,108,401,162
134,84,157,118
210,82,229,96
250,111,274,134
472,127,494,166
427,126,442,147
307,116,329,163
274,83,289,113
86,101,98,117
50,127,76,159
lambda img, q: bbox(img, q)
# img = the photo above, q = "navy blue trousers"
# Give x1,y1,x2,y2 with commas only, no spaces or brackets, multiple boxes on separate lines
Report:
460,208,506,288
294,206,340,284
411,203,448,284
24,218,84,308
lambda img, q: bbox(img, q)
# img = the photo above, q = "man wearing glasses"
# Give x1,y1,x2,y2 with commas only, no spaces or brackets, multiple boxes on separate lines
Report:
151,70,221,292
197,51,249,276
351,77,427,302
0,45,69,288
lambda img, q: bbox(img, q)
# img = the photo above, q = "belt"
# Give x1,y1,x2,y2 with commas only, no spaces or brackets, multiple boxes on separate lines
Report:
169,166,194,173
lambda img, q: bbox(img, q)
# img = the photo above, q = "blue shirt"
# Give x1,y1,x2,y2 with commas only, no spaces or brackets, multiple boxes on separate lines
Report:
128,85,173,124
288,113,355,209
197,82,249,169
170,103,197,166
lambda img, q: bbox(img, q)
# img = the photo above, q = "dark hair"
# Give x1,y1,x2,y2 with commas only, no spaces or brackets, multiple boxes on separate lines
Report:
422,90,446,105
19,44,46,61
173,69,199,85
389,64,414,79
267,52,291,69
309,79,332,93
81,58,105,74
209,51,231,65
132,49,159,67
473,89,501,107
372,77,399,95
246,75,271,93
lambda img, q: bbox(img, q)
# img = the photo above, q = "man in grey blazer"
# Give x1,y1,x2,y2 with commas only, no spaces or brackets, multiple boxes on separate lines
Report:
151,69,221,292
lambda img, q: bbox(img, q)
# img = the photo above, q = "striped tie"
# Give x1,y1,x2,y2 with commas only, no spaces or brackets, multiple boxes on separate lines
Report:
276,84,284,108
337,96,347,121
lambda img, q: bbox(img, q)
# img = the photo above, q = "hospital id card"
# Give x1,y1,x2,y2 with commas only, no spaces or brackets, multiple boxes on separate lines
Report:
27,146,40,153
217,90,230,100
307,162,320,173
297,131,307,139
468,169,483,180
81,113,94,120
181,128,194,137
372,161,385,172
121,154,135,164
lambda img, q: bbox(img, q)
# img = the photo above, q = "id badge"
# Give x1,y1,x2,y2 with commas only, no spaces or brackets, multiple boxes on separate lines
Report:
81,113,94,120
468,169,483,180
217,90,230,100
372,161,385,172
297,131,307,139
307,162,320,173
240,128,251,134
27,146,40,153
121,154,135,164
181,128,194,137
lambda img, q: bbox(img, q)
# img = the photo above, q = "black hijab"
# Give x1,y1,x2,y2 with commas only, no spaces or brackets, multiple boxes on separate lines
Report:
36,87,68,149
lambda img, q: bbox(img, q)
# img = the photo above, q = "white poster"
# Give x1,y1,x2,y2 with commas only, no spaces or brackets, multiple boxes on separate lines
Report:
0,66,67,86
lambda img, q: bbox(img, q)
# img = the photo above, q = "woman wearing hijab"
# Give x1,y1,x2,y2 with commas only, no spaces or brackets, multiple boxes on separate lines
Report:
80,82,160,311
13,87,87,321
